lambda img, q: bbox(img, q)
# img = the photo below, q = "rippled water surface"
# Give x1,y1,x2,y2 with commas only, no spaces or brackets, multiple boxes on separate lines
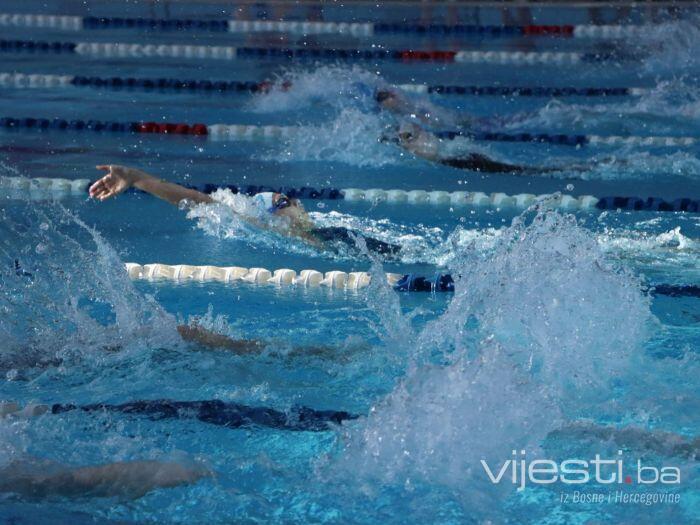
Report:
1,2,699,524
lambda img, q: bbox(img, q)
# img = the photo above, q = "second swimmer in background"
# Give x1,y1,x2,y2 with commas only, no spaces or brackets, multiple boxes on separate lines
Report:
388,122,589,176
374,89,587,176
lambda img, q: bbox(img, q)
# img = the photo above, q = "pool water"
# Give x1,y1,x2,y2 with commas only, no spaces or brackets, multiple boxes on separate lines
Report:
1,1,699,523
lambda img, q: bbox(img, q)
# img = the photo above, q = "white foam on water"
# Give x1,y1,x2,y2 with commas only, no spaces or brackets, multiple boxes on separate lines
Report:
325,207,652,518
248,64,383,115
0,203,180,371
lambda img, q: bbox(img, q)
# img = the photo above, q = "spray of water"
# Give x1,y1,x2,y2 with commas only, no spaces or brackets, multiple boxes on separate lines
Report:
639,15,700,75
325,206,652,517
248,64,384,115
0,202,179,372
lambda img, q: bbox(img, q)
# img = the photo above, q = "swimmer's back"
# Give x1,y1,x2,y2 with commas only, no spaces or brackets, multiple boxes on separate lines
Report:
311,226,400,256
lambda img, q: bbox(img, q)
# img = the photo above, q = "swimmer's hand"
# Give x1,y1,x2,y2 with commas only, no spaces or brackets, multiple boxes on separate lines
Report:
89,165,143,201
90,166,212,206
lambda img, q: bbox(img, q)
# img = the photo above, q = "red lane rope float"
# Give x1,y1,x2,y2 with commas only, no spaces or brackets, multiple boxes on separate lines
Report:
399,50,457,61
136,122,208,135
523,24,575,36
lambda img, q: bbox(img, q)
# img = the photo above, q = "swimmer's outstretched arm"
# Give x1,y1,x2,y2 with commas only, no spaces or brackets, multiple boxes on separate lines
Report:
176,323,340,357
550,421,699,460
89,165,212,206
0,458,209,499
177,324,265,354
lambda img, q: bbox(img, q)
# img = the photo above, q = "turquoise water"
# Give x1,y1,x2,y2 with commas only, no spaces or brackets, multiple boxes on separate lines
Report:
1,2,699,524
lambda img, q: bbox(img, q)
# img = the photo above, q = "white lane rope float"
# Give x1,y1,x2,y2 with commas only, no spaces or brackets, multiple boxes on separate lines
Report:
125,263,397,290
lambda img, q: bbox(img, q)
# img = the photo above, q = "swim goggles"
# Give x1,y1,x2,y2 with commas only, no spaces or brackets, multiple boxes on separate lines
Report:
270,194,292,213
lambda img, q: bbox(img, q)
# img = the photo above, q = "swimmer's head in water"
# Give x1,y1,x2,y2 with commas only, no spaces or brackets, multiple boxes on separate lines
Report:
397,122,422,144
253,192,309,224
375,89,401,110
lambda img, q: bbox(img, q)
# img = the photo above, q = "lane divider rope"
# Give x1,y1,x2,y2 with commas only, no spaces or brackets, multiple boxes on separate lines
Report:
2,176,697,213
123,263,700,297
0,14,652,39
396,83,648,97
126,262,404,290
0,39,637,64
0,72,650,98
1,116,694,147
0,72,649,98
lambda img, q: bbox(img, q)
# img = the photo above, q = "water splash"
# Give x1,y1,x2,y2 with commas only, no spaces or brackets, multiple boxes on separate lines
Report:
248,64,384,115
327,207,652,516
185,188,322,257
0,202,179,372
273,107,399,167
501,79,700,136
250,65,466,167
639,15,700,75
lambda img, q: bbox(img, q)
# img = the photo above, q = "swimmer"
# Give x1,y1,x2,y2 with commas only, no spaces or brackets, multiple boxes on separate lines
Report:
392,122,585,176
392,122,535,175
0,456,209,499
89,165,400,257
549,421,699,461
2,399,357,432
176,322,344,358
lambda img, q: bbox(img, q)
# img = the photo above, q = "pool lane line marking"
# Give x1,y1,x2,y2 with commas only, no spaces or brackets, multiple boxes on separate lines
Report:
1,117,695,148
0,14,658,39
2,176,698,213
0,72,650,97
0,72,650,98
0,39,640,64
124,263,700,296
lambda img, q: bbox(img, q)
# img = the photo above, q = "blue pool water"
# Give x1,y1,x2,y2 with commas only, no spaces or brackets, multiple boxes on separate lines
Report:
1,2,699,523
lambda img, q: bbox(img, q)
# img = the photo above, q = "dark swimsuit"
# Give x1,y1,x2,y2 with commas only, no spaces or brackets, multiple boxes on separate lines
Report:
441,153,528,174
311,226,401,256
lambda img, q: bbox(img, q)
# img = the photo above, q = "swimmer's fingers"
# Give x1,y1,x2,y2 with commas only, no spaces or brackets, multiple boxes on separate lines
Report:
88,177,110,200
90,166,112,198
89,175,120,201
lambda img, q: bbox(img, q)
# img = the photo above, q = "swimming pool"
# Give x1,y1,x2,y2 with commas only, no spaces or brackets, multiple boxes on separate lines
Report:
1,1,699,523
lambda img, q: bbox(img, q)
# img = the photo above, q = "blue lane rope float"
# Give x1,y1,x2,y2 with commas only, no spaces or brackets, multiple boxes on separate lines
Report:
0,39,640,64
0,72,650,98
0,14,654,39
0,116,695,148
1,177,698,213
